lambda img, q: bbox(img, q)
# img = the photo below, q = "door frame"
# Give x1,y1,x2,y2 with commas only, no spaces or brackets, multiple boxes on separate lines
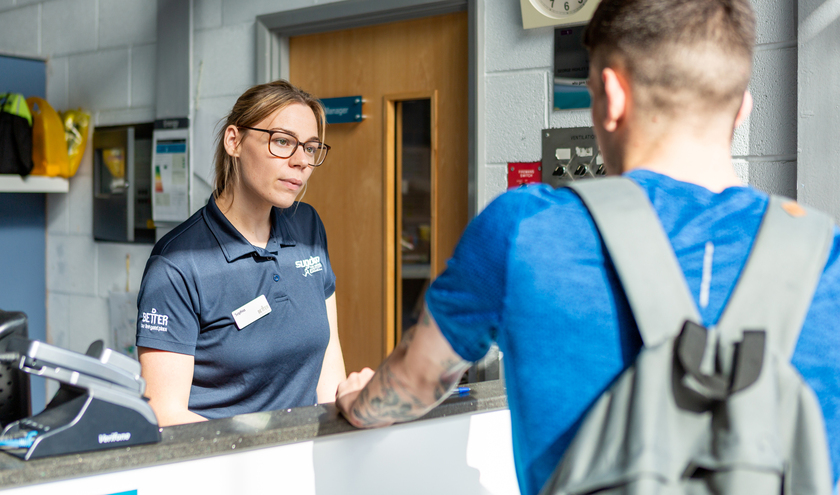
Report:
255,0,483,220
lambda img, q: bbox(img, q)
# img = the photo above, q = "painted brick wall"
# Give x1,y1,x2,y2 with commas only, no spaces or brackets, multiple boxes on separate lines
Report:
0,0,805,404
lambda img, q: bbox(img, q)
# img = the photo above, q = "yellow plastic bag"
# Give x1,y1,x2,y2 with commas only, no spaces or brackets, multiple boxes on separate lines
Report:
102,148,125,178
60,109,90,178
26,97,68,177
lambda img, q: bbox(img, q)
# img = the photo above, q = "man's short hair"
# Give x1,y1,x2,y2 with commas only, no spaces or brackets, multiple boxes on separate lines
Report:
583,0,756,117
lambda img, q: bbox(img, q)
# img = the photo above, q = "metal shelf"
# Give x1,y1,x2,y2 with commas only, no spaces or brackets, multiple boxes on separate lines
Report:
0,174,69,193
402,263,431,279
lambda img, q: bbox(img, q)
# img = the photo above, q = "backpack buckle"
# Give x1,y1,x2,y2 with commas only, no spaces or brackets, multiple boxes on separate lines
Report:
676,320,766,401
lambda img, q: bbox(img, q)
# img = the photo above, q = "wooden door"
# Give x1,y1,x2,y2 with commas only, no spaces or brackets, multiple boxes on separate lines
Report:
290,13,469,373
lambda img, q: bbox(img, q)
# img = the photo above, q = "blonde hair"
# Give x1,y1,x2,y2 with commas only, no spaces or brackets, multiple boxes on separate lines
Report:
212,80,326,199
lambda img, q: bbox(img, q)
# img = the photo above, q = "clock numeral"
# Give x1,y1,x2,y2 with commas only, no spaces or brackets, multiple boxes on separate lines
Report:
533,0,587,17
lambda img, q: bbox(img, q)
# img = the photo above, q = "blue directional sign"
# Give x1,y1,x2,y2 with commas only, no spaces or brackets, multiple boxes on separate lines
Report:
321,96,364,124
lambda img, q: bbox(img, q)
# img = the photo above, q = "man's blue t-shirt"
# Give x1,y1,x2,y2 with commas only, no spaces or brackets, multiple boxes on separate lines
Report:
136,196,336,419
426,170,840,495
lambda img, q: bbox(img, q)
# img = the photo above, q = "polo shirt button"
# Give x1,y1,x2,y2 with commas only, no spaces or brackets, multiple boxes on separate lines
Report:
273,275,280,282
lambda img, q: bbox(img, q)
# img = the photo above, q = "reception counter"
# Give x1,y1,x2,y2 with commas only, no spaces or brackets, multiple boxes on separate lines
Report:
0,380,517,494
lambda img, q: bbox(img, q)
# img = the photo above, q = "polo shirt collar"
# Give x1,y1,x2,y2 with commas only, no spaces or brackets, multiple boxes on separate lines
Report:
204,195,296,262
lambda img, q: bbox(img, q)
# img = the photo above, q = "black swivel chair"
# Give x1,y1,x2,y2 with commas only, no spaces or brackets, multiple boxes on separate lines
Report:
0,310,32,427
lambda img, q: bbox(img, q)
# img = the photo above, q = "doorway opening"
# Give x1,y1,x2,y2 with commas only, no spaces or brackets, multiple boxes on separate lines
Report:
393,98,434,345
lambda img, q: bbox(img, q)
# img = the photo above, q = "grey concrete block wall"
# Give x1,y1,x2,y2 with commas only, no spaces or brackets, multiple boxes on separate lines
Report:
46,236,98,296
97,243,153,297
45,56,68,111
754,0,797,44
485,0,551,72
485,72,549,164
741,7,798,200
192,95,237,204
69,49,131,109
221,0,312,27
99,0,157,49
798,0,840,221
42,0,97,56
131,44,157,108
193,22,256,99
0,4,39,55
194,0,222,30
750,47,798,158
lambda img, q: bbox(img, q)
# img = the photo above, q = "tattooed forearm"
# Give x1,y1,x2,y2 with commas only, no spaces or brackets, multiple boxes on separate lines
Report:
348,353,471,428
349,359,429,427
344,307,472,428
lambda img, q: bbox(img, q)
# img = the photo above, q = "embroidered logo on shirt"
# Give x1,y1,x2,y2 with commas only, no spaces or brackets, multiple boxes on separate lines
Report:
140,308,170,332
295,256,323,277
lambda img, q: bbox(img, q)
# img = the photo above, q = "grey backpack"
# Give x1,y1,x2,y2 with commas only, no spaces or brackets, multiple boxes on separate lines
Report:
540,178,835,495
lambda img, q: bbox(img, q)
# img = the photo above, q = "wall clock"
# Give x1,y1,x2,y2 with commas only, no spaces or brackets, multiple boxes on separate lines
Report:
520,0,601,29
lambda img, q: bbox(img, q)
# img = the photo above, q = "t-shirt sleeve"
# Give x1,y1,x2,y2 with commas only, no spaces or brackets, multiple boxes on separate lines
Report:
135,255,200,355
793,226,840,485
425,191,525,362
313,208,336,298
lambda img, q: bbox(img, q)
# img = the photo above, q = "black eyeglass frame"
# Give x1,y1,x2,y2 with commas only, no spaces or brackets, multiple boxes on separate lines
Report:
238,125,331,167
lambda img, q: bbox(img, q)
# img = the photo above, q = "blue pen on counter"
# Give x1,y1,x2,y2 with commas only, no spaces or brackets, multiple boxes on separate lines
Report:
0,430,38,450
450,386,471,397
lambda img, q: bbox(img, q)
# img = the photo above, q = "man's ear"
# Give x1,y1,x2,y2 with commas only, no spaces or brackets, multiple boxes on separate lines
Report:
602,68,628,133
734,90,752,129
223,125,241,157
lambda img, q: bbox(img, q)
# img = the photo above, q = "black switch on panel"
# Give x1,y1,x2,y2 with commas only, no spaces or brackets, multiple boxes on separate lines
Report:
541,127,602,188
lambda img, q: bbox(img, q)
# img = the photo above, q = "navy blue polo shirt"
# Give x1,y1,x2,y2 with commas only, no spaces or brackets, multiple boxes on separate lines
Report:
136,196,336,419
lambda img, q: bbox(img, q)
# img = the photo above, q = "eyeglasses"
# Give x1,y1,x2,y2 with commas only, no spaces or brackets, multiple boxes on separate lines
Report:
238,126,331,166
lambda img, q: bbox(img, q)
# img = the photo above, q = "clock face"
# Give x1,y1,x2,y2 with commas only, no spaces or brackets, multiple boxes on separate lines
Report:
531,0,588,18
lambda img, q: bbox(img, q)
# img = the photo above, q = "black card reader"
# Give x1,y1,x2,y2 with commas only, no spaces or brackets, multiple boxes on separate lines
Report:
0,338,160,460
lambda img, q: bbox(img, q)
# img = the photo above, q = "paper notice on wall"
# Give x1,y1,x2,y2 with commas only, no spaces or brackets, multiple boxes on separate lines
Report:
152,139,189,222
108,291,139,360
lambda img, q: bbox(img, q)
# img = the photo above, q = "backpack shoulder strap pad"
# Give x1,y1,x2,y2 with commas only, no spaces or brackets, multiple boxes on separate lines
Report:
716,196,834,359
568,177,700,347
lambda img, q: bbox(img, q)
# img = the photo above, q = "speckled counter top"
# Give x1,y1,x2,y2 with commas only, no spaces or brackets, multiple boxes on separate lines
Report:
0,380,507,490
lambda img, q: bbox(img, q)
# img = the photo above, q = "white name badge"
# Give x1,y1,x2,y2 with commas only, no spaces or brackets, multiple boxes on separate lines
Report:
232,295,271,330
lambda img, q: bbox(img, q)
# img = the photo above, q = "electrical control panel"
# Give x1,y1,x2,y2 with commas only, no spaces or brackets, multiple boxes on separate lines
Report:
541,127,604,188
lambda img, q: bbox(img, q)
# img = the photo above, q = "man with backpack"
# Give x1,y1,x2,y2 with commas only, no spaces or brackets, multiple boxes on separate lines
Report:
336,0,840,493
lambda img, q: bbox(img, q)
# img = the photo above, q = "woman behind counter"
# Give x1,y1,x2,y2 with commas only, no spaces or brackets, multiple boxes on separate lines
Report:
136,80,346,426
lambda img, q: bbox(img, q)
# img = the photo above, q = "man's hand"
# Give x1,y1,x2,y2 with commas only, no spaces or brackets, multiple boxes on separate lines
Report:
334,305,472,429
336,367,375,422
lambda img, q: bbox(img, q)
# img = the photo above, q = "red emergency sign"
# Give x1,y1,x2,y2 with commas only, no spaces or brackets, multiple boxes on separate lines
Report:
507,162,542,189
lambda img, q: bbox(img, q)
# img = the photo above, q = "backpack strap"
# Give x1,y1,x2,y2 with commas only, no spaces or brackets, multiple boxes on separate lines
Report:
567,177,700,348
715,196,834,360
